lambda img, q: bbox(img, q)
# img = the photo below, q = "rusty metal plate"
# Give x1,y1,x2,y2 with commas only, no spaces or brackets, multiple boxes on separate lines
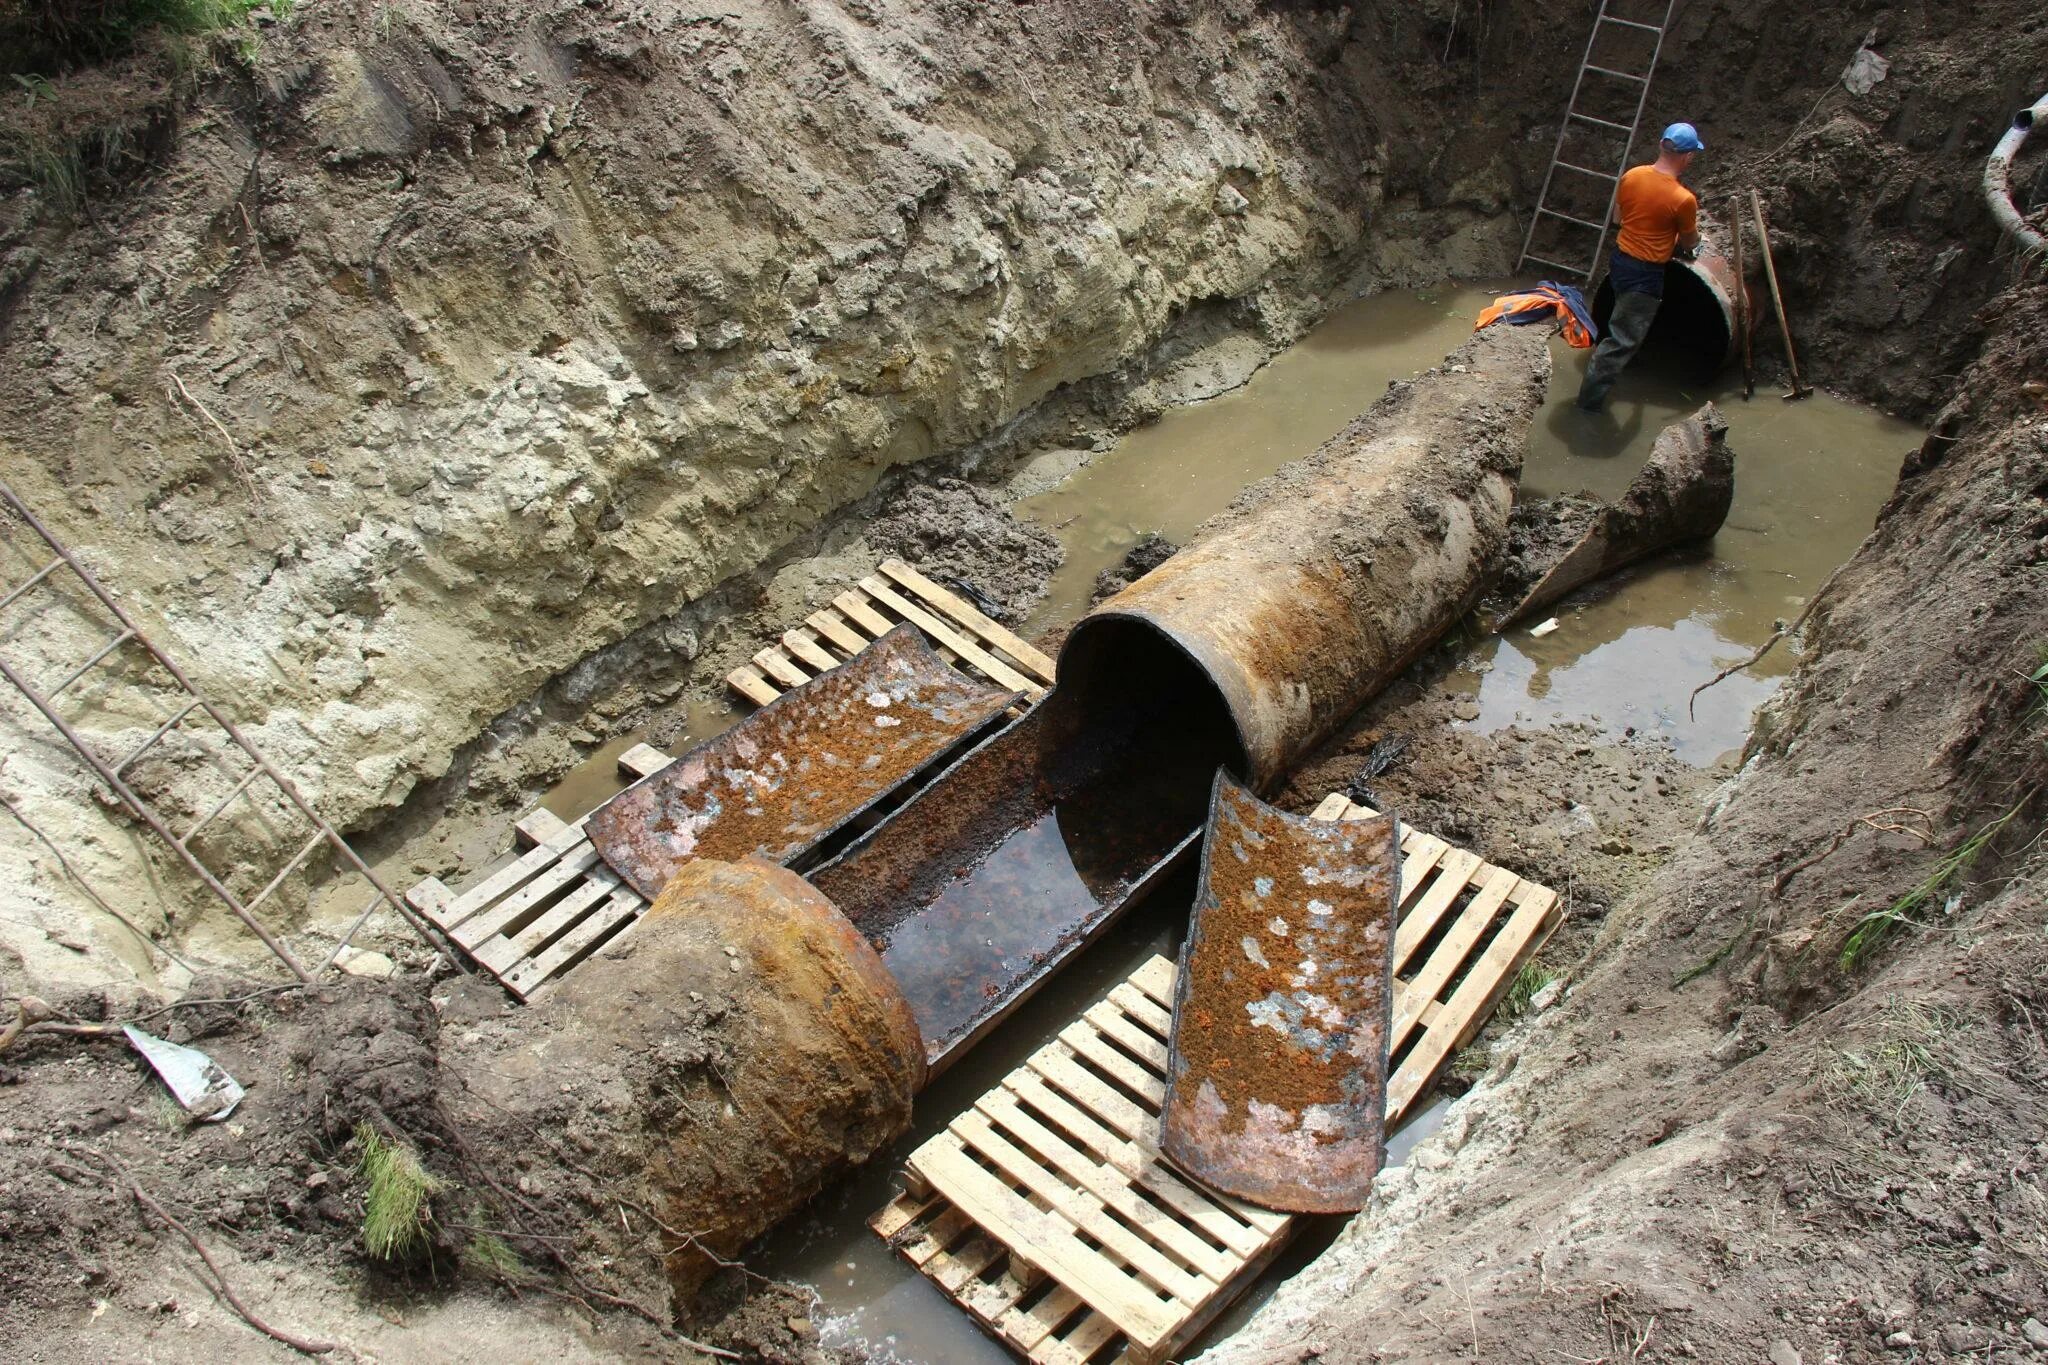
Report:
1161,772,1399,1214
585,626,1020,901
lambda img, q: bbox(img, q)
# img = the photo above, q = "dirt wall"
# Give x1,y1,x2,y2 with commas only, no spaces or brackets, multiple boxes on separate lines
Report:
0,0,1522,991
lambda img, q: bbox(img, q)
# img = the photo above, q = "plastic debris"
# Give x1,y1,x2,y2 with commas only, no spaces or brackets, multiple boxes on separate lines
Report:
1530,617,1561,638
124,1025,244,1121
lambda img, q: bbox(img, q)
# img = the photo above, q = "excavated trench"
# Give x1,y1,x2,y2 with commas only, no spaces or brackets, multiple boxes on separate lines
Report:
506,286,1920,1359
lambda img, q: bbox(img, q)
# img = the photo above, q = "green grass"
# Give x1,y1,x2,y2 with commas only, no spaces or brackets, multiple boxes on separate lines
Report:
462,1231,524,1279
3,0,283,74
1500,960,1555,1021
354,1122,445,1261
1839,803,2021,971
1827,996,1961,1127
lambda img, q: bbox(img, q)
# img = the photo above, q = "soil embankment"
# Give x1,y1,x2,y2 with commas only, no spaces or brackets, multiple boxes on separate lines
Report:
0,0,1530,991
1208,283,2048,1364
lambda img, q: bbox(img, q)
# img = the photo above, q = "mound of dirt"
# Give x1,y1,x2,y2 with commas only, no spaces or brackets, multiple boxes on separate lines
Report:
865,477,1065,623
1206,286,2048,1365
1090,532,1179,606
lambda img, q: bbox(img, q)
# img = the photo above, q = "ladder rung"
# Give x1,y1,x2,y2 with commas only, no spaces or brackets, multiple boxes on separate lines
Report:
178,764,268,847
1585,63,1649,83
1537,207,1608,232
1557,161,1622,181
1569,111,1634,133
113,699,205,775
0,558,64,613
1598,14,1663,32
1522,253,1594,278
46,629,136,699
243,830,331,912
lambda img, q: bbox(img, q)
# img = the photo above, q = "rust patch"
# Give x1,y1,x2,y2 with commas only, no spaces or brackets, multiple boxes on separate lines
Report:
585,626,1019,901
1161,772,1398,1214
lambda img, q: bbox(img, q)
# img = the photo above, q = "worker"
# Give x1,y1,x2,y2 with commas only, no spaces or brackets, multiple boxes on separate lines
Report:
1575,122,1704,411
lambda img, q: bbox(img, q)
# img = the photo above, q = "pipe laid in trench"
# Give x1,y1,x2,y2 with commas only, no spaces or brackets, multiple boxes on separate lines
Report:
809,322,1554,1076
1592,214,1753,378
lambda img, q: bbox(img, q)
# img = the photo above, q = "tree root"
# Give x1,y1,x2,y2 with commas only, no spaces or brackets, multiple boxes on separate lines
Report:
62,1143,338,1356
1690,560,1852,719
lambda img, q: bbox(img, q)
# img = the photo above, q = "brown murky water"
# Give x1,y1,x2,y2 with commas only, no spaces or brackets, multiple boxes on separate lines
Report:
532,284,1917,1358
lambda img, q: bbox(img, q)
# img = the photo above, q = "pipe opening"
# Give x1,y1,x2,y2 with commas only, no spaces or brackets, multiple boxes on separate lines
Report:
1051,613,1252,792
1593,260,1734,383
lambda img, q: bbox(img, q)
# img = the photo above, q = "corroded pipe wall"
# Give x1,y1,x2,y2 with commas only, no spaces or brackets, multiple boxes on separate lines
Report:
1058,323,1554,791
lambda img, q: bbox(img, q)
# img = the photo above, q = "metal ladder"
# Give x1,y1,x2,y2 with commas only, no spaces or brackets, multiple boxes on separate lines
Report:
1516,0,1677,280
0,477,448,979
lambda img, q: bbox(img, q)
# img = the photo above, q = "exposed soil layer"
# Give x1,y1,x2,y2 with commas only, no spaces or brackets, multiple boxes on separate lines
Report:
1205,287,2048,1365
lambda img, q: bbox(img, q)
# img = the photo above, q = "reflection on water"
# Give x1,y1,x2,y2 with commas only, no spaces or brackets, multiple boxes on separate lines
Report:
1021,282,1920,763
879,811,1102,1053
1463,332,1918,760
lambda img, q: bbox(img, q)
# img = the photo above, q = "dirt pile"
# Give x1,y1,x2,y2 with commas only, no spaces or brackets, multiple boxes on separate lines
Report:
1204,286,2048,1365
865,476,1062,623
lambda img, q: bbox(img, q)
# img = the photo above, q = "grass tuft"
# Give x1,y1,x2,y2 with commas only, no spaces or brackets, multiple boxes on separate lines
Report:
1827,996,1962,1127
2,0,282,75
1500,960,1554,1021
354,1122,445,1261
1839,804,2020,971
462,1231,524,1279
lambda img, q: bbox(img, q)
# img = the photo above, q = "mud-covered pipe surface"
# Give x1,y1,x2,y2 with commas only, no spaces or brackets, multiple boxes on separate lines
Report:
1059,323,1554,791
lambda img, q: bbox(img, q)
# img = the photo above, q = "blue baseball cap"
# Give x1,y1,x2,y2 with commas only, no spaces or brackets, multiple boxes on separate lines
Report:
1661,122,1705,152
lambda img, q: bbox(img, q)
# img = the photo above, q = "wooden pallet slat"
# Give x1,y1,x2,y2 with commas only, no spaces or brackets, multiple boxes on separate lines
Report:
406,742,685,1001
727,559,1057,708
857,574,1043,698
878,558,1059,684
873,795,1564,1364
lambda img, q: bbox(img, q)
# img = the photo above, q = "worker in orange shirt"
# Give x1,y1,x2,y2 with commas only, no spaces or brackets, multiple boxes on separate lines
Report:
1576,122,1704,411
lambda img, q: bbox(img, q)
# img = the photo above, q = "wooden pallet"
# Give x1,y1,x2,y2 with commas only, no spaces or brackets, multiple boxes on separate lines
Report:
404,743,675,1001
870,799,1563,1364
728,558,1058,708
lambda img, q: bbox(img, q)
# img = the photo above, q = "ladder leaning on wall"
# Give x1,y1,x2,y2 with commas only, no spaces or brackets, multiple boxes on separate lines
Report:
0,478,451,980
1516,0,1679,281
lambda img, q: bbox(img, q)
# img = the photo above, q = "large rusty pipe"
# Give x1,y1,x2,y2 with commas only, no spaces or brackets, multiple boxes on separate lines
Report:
1056,323,1554,791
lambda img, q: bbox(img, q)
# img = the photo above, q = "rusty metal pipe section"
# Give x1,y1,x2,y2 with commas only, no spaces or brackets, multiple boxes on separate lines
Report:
585,625,1018,900
1059,323,1554,792
1162,773,1398,1213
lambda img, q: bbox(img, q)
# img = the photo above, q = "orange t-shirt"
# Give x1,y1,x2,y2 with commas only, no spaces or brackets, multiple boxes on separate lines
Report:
1614,165,1698,263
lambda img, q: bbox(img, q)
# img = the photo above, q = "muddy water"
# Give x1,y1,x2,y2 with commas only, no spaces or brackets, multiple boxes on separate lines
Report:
1020,282,1919,763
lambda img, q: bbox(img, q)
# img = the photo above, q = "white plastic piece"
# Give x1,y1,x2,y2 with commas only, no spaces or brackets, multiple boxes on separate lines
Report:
1530,617,1561,638
125,1026,244,1121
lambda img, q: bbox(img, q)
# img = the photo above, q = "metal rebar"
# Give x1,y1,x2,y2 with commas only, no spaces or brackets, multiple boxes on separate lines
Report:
0,647,312,979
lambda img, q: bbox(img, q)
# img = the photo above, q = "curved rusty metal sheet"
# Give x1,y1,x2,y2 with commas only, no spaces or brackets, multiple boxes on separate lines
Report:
585,625,1020,901
1162,772,1399,1214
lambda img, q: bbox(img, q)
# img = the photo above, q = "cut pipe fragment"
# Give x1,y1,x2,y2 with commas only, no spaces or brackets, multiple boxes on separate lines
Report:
1162,772,1399,1213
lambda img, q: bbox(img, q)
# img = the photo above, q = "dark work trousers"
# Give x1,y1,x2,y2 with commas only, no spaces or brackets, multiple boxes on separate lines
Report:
1576,289,1661,409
